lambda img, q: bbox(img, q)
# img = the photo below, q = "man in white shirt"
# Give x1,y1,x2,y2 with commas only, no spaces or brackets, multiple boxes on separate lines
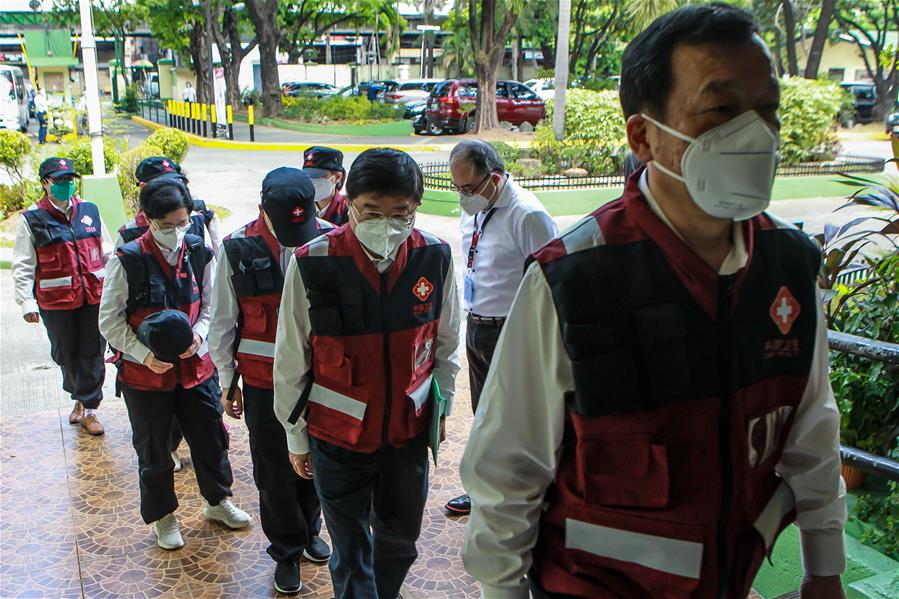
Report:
444,140,558,515
182,82,196,103
461,5,846,599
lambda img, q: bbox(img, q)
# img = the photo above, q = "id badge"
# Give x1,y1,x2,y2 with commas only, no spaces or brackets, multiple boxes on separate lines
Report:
463,272,474,305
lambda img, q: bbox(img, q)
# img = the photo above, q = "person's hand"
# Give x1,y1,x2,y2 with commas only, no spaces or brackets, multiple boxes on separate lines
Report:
143,353,174,374
429,416,447,449
179,333,203,359
800,575,845,599
23,312,40,324
222,384,244,419
289,452,314,479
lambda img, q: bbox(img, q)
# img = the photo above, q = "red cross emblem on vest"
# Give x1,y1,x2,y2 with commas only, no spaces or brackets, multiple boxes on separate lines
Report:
770,286,800,335
413,276,433,302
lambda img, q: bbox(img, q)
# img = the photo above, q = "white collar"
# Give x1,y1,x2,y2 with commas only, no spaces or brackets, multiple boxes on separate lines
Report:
638,170,748,275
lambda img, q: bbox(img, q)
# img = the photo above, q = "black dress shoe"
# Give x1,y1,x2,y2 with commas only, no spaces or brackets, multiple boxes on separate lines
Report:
302,535,331,563
274,560,301,594
445,494,471,514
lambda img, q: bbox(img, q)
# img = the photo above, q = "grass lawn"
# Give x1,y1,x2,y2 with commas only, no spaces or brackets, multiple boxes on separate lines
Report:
422,174,886,217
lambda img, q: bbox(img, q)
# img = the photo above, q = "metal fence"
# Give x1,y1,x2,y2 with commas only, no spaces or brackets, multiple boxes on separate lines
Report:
421,155,885,192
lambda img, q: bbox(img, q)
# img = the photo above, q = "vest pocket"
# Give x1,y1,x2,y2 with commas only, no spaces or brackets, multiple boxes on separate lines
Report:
564,504,704,598
37,275,79,308
241,302,269,335
577,433,670,508
315,338,355,387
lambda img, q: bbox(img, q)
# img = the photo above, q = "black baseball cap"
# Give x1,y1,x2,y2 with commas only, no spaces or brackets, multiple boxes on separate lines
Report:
39,157,80,180
302,146,344,178
136,156,183,183
137,310,194,361
261,167,318,247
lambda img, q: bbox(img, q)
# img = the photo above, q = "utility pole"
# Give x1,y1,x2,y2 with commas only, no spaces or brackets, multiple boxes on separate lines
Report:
204,0,216,131
78,0,105,174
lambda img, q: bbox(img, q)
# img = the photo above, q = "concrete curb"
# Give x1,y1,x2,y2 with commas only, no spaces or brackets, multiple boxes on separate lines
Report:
131,115,456,153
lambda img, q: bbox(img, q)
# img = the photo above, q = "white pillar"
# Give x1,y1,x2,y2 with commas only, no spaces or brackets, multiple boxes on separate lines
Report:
552,0,571,142
78,0,105,176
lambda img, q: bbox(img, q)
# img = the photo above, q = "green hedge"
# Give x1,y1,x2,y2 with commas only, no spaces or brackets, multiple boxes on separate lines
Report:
281,96,403,123
779,77,844,164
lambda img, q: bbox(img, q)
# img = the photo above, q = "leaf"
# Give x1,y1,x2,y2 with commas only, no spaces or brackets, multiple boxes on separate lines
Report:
837,216,873,238
824,223,841,245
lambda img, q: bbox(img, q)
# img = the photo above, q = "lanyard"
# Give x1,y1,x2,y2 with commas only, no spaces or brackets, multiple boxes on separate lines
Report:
467,209,496,270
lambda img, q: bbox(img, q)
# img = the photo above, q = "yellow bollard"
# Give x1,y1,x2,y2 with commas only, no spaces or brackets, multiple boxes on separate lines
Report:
210,104,217,138
201,103,208,137
248,104,255,142
226,105,234,140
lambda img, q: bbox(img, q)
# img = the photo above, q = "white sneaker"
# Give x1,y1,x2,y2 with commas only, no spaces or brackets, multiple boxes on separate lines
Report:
204,498,251,529
171,451,182,472
154,513,184,550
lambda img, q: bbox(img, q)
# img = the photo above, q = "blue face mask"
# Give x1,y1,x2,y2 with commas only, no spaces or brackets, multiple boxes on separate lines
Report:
50,180,76,203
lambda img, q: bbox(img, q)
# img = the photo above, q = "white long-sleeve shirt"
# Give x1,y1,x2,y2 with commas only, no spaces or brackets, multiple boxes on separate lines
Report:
208,236,296,390
460,175,558,318
12,201,114,316
273,233,462,456
98,240,216,365
461,192,847,598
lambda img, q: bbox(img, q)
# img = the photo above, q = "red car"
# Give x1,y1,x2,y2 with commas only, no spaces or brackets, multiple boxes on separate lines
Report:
423,79,546,135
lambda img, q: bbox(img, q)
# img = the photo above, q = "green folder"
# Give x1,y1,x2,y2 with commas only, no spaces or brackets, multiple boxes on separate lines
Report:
429,377,447,466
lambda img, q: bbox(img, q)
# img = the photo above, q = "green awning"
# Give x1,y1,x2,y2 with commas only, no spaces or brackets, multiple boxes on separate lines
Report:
24,29,78,68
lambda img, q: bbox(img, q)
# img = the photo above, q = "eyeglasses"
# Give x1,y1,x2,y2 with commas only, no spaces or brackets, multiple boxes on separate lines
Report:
352,204,416,225
452,173,491,196
152,218,192,232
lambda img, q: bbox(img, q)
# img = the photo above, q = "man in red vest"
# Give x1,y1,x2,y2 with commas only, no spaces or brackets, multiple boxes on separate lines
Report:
461,5,846,599
274,148,461,598
13,157,112,435
209,167,333,594
302,146,349,226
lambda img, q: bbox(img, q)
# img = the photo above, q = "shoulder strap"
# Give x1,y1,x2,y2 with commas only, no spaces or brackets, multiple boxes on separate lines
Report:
184,235,209,288
117,244,148,307
23,208,53,246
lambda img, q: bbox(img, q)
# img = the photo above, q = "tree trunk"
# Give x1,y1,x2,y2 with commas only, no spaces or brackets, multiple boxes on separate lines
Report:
874,72,899,122
540,42,555,69
474,59,501,132
246,0,282,117
511,34,519,82
553,0,571,141
781,0,799,77
223,65,241,109
804,0,836,79
189,21,210,105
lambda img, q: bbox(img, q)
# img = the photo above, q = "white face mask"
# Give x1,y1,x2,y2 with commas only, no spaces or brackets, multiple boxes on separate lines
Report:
458,174,496,216
351,204,415,258
312,178,336,204
151,221,191,250
642,110,780,221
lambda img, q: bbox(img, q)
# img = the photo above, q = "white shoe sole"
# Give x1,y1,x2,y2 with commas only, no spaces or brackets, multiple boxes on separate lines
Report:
302,549,330,563
204,509,250,529
273,580,302,594
156,537,184,550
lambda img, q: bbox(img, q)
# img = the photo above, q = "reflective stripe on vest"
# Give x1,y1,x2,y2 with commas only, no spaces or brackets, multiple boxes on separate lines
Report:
565,518,704,580
237,338,275,359
39,275,73,289
308,383,368,421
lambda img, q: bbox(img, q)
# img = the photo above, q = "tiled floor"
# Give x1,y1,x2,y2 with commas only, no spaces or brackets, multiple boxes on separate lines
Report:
0,395,479,599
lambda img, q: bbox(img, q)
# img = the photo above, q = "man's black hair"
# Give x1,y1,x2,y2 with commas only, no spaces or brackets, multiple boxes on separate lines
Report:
139,174,193,219
619,3,760,119
345,148,424,203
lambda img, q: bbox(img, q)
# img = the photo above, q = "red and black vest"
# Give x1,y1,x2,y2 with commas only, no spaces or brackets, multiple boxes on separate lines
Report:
291,225,451,453
222,213,334,389
319,190,349,226
22,196,105,311
115,231,215,391
530,175,821,599
118,199,213,245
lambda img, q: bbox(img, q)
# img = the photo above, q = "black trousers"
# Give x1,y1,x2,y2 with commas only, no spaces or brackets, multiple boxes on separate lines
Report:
121,377,234,524
310,434,429,599
169,369,219,453
40,303,106,409
243,384,322,564
465,314,504,414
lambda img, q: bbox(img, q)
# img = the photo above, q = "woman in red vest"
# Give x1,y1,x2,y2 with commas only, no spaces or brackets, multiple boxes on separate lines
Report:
98,175,250,550
12,157,111,435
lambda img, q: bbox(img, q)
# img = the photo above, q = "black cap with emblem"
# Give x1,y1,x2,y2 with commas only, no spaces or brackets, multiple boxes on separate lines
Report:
261,167,318,247
136,156,184,184
39,157,81,180
302,146,346,189
137,310,195,361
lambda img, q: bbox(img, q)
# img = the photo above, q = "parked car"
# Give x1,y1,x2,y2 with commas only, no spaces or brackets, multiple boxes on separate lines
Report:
423,79,546,135
281,81,339,98
523,78,556,100
888,111,899,135
335,85,362,97
403,98,427,120
0,65,30,132
144,73,160,98
841,82,877,125
357,80,399,102
384,79,444,104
